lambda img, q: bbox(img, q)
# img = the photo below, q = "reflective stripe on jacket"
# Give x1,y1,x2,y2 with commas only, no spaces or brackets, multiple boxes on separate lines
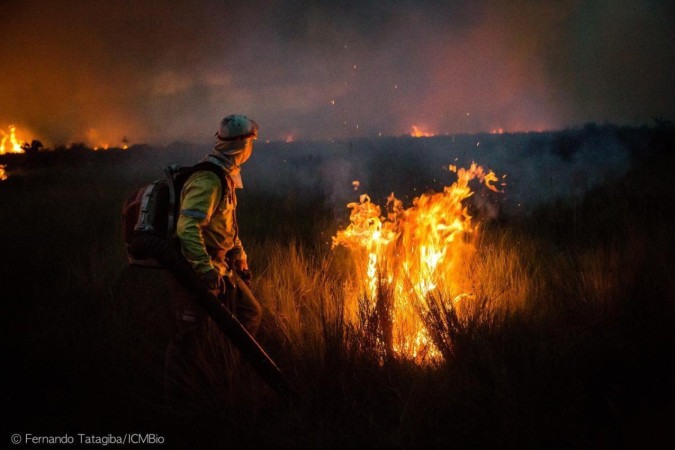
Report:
176,157,245,276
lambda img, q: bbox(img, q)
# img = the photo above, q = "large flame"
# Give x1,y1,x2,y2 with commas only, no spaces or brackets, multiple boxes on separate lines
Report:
333,163,500,362
0,125,26,155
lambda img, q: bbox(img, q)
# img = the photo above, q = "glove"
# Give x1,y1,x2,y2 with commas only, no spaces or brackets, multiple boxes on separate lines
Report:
201,269,225,296
238,269,252,286
233,259,252,286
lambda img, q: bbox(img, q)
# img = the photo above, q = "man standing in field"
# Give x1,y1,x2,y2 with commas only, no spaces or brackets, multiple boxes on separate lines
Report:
165,114,262,408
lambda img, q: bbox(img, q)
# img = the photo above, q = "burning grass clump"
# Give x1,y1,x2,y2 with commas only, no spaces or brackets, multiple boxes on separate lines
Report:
330,163,508,364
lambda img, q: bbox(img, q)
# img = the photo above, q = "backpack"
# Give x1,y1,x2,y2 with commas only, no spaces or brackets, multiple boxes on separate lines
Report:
122,161,227,266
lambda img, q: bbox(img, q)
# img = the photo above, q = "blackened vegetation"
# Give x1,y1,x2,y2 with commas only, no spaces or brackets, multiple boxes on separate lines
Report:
2,124,674,449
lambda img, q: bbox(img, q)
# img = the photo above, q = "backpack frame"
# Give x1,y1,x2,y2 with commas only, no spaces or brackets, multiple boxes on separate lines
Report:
122,161,227,265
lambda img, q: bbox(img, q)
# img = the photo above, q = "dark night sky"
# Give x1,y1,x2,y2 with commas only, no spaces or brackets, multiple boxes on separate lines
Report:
1,0,673,146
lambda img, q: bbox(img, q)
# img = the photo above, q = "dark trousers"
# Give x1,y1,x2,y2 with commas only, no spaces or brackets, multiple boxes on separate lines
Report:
221,275,263,337
163,273,262,413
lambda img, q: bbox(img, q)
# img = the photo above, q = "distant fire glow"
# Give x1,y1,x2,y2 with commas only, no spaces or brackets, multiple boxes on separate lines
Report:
333,163,501,363
0,123,131,152
0,125,26,155
89,132,130,151
0,164,8,181
410,125,435,138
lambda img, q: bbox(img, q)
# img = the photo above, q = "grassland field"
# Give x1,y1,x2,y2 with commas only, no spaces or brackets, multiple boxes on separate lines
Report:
1,125,674,449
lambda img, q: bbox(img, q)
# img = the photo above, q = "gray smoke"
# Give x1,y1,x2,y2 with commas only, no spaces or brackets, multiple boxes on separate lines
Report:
1,0,672,146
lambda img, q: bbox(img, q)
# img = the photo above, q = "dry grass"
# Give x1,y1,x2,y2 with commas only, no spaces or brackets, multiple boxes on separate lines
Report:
2,138,674,448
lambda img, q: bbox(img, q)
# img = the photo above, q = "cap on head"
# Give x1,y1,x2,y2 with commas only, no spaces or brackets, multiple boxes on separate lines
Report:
216,115,259,142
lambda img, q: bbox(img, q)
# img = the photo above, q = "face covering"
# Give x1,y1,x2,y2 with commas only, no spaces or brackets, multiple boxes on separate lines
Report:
211,138,253,189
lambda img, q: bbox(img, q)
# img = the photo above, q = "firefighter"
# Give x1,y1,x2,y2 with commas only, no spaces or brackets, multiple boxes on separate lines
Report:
164,114,262,411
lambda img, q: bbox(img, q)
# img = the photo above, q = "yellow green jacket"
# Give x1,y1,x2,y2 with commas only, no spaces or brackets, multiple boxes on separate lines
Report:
176,157,245,276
